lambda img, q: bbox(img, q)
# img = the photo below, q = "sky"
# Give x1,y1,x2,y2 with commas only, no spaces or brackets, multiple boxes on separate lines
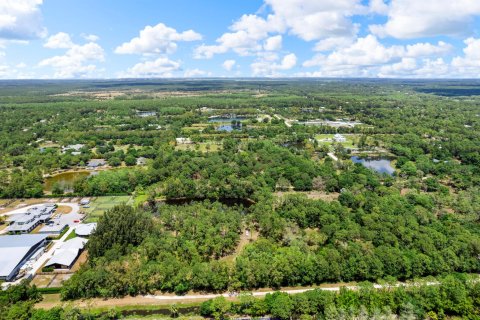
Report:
0,0,480,79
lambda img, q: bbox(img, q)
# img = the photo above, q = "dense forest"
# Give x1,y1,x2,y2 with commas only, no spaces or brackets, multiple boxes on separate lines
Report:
1,79,480,318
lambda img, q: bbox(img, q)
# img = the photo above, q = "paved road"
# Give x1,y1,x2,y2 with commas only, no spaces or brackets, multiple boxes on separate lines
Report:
274,114,293,128
327,152,339,161
143,281,442,302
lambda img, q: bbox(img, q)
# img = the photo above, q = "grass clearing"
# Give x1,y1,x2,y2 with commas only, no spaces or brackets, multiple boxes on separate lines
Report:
315,134,358,149
175,142,222,153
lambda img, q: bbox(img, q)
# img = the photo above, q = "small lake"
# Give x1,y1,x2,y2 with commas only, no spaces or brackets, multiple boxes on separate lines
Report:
44,171,97,192
351,156,395,175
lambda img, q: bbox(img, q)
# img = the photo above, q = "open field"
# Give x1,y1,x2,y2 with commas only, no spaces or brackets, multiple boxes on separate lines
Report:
175,142,222,152
83,196,133,222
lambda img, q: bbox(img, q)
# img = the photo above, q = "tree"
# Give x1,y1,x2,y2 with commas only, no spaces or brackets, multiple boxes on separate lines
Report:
124,155,136,166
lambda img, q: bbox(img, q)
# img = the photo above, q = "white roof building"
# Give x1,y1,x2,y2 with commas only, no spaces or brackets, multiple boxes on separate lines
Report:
333,134,347,142
45,237,87,269
0,234,48,281
75,223,97,237
176,137,192,144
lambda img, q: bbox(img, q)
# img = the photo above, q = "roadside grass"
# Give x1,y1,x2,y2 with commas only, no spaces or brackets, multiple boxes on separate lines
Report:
83,196,133,223
65,229,77,240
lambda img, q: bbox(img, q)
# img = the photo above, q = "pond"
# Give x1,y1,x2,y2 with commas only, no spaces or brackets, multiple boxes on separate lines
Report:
44,171,97,192
216,122,242,132
350,156,395,175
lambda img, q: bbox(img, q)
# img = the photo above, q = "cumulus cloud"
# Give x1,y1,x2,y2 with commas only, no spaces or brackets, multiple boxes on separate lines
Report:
370,0,480,39
0,0,46,40
264,35,282,51
184,68,210,77
264,0,363,41
194,14,283,59
222,59,236,71
117,57,181,78
81,34,100,42
44,32,74,49
251,53,297,76
115,23,202,55
39,39,105,78
303,35,456,77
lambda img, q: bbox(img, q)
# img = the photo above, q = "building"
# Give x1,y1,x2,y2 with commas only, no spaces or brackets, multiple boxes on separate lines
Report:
176,137,192,144
333,134,347,143
62,144,84,154
136,111,157,117
136,157,147,166
6,204,56,234
0,234,48,281
38,223,68,235
45,237,87,270
87,159,106,168
75,223,97,237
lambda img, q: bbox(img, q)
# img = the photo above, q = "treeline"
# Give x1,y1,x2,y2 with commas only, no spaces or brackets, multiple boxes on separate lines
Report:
201,275,480,320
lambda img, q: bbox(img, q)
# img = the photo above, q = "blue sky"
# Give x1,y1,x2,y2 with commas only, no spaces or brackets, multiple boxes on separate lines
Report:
0,0,480,78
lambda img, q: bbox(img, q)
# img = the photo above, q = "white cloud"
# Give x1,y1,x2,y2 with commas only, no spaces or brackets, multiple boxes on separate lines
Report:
368,0,389,15
264,35,282,51
251,53,297,76
39,41,105,78
184,68,210,77
370,0,480,39
44,32,74,49
115,23,202,55
265,0,364,41
452,38,480,68
303,35,456,77
314,37,354,51
0,0,46,39
405,41,452,58
222,59,236,71
195,14,283,59
118,57,181,78
81,34,99,42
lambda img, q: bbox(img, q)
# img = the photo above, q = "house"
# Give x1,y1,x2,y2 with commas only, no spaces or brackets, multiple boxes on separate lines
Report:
45,237,87,270
176,137,192,144
87,159,106,168
333,134,347,143
136,157,147,166
0,234,48,281
62,144,84,154
75,223,97,237
6,205,56,234
136,111,157,118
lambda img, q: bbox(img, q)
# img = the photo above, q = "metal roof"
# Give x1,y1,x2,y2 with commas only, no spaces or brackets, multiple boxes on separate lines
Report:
0,234,47,279
45,237,87,268
75,223,97,236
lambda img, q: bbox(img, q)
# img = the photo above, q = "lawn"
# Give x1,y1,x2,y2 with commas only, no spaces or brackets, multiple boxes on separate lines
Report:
83,196,133,223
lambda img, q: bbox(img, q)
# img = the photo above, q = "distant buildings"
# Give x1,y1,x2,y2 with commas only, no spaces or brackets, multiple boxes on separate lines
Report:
299,120,363,128
62,144,84,154
176,137,192,144
333,134,347,143
136,111,157,118
6,205,56,234
87,159,106,168
0,234,48,281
